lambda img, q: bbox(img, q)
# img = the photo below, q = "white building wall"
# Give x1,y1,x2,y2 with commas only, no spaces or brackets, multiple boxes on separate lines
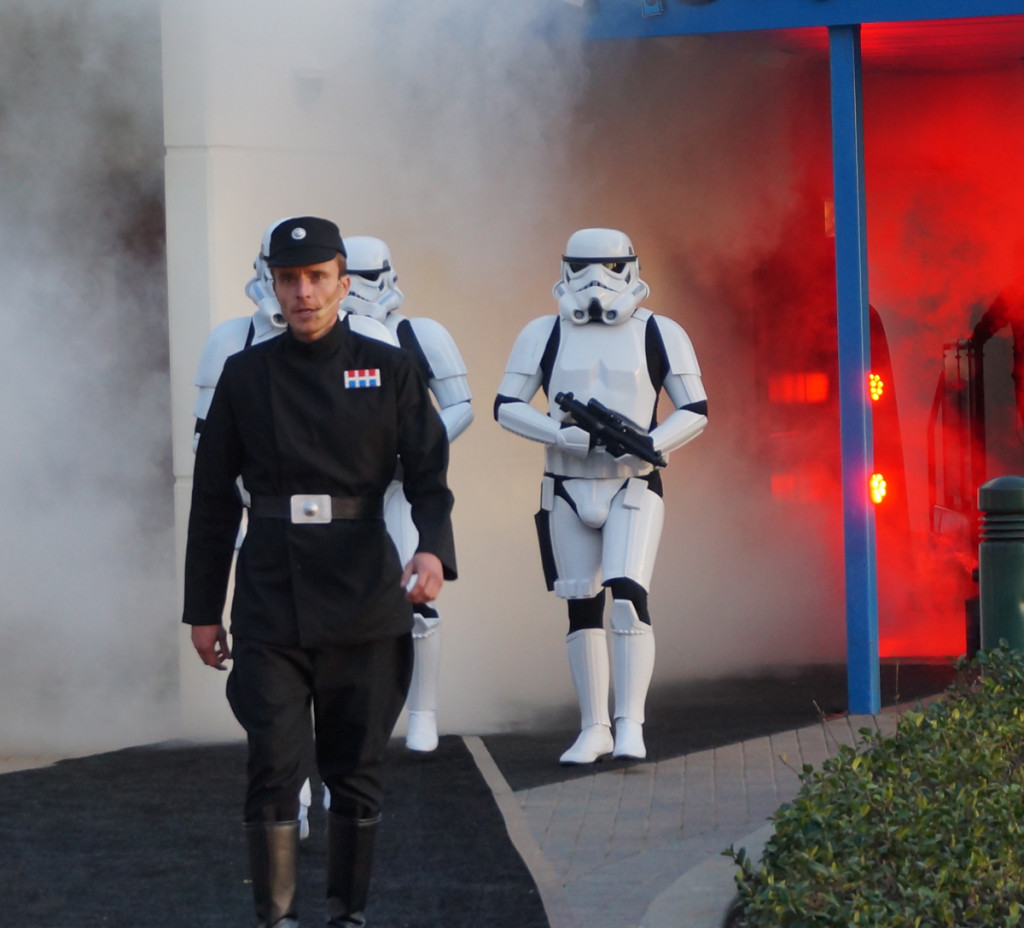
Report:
162,0,848,740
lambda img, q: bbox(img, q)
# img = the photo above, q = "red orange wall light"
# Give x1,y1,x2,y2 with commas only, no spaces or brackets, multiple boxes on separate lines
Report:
869,371,886,504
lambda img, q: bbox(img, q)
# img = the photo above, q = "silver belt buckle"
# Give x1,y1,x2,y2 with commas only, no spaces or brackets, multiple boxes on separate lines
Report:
290,494,332,524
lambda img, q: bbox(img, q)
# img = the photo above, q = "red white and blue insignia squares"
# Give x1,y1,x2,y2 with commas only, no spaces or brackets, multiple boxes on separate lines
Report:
344,368,382,389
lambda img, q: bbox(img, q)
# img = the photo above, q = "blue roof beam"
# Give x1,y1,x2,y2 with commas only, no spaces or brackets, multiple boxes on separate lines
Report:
571,0,1024,40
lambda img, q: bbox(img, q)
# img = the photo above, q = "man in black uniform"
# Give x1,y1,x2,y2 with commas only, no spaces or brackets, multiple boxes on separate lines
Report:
183,216,456,928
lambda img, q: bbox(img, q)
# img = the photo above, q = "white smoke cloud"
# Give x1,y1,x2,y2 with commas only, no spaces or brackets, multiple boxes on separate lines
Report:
3,0,927,749
0,0,176,753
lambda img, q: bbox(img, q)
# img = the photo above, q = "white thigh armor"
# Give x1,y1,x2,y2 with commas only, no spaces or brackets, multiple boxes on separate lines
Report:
547,493,603,599
602,478,664,590
542,475,665,599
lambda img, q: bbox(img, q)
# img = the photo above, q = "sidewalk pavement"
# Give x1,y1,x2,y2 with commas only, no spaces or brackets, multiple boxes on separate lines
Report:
0,707,912,928
468,708,906,928
0,752,91,775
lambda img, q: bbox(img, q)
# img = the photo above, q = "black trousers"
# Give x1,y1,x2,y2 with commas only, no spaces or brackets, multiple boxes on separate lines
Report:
227,633,414,823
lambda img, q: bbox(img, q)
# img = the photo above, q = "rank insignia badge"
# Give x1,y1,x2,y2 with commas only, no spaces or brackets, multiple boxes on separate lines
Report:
344,368,382,389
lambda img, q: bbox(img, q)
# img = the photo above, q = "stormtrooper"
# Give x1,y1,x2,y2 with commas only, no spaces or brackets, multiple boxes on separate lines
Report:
341,235,474,754
192,228,286,450
494,228,707,764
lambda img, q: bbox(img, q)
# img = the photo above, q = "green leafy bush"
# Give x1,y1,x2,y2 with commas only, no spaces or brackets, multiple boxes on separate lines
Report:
727,648,1024,927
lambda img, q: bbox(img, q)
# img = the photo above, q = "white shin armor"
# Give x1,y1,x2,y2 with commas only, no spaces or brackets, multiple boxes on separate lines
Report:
298,779,312,841
560,628,614,765
406,619,441,753
609,600,655,760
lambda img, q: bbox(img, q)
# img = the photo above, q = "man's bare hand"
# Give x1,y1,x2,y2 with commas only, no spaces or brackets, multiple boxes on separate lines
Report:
401,552,444,605
191,624,231,670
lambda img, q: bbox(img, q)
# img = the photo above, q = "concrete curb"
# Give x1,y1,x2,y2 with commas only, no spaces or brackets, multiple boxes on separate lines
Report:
640,823,775,928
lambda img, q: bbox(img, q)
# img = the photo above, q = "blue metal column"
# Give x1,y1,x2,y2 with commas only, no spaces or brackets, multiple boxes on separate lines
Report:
829,24,880,714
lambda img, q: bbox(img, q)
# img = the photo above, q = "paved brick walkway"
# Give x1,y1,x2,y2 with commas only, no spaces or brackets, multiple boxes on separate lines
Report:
3,708,915,928
470,709,907,928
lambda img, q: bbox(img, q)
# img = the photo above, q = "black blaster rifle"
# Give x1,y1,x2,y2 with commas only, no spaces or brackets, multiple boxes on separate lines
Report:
554,391,667,468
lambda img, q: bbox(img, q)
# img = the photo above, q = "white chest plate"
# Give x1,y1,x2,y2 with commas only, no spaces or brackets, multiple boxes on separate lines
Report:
547,317,656,429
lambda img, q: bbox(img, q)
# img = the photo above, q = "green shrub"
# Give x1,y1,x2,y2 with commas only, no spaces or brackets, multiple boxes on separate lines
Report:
726,647,1024,927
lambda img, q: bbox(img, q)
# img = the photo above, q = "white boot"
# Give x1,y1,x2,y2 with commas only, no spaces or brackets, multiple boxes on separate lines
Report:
298,778,312,841
406,617,441,752
560,628,614,765
610,600,656,760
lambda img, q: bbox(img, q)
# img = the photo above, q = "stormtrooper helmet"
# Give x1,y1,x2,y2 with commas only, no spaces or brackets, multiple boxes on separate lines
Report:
554,228,649,325
340,235,405,322
244,216,295,333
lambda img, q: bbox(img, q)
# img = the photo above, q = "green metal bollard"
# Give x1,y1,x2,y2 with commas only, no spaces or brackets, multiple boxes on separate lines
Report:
978,475,1024,650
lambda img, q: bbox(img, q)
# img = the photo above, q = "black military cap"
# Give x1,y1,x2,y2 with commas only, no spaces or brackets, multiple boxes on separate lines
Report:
265,216,347,268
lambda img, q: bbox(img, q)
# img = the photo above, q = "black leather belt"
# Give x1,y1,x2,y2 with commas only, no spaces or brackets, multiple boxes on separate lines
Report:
250,494,383,524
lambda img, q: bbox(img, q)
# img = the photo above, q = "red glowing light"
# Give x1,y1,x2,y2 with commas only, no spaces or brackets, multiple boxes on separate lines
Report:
870,472,887,504
869,372,884,402
770,467,833,502
768,372,830,404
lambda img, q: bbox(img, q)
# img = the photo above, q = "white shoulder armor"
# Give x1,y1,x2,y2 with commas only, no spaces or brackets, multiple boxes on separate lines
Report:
195,316,253,389
648,314,708,456
383,311,406,341
193,317,254,424
346,312,398,347
651,314,701,377
504,315,557,376
408,317,469,380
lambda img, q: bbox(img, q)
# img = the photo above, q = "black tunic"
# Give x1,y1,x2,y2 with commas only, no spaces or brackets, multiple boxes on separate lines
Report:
182,316,456,648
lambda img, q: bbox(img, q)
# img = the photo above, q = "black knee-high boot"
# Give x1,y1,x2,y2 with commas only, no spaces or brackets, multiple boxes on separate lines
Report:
244,821,300,928
325,810,381,927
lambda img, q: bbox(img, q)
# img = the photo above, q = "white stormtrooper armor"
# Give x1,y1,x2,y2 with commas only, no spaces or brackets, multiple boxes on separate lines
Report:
495,229,707,764
341,235,473,753
193,247,285,449
192,220,397,840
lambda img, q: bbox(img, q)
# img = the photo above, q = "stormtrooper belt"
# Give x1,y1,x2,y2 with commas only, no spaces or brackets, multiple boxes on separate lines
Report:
250,494,383,525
